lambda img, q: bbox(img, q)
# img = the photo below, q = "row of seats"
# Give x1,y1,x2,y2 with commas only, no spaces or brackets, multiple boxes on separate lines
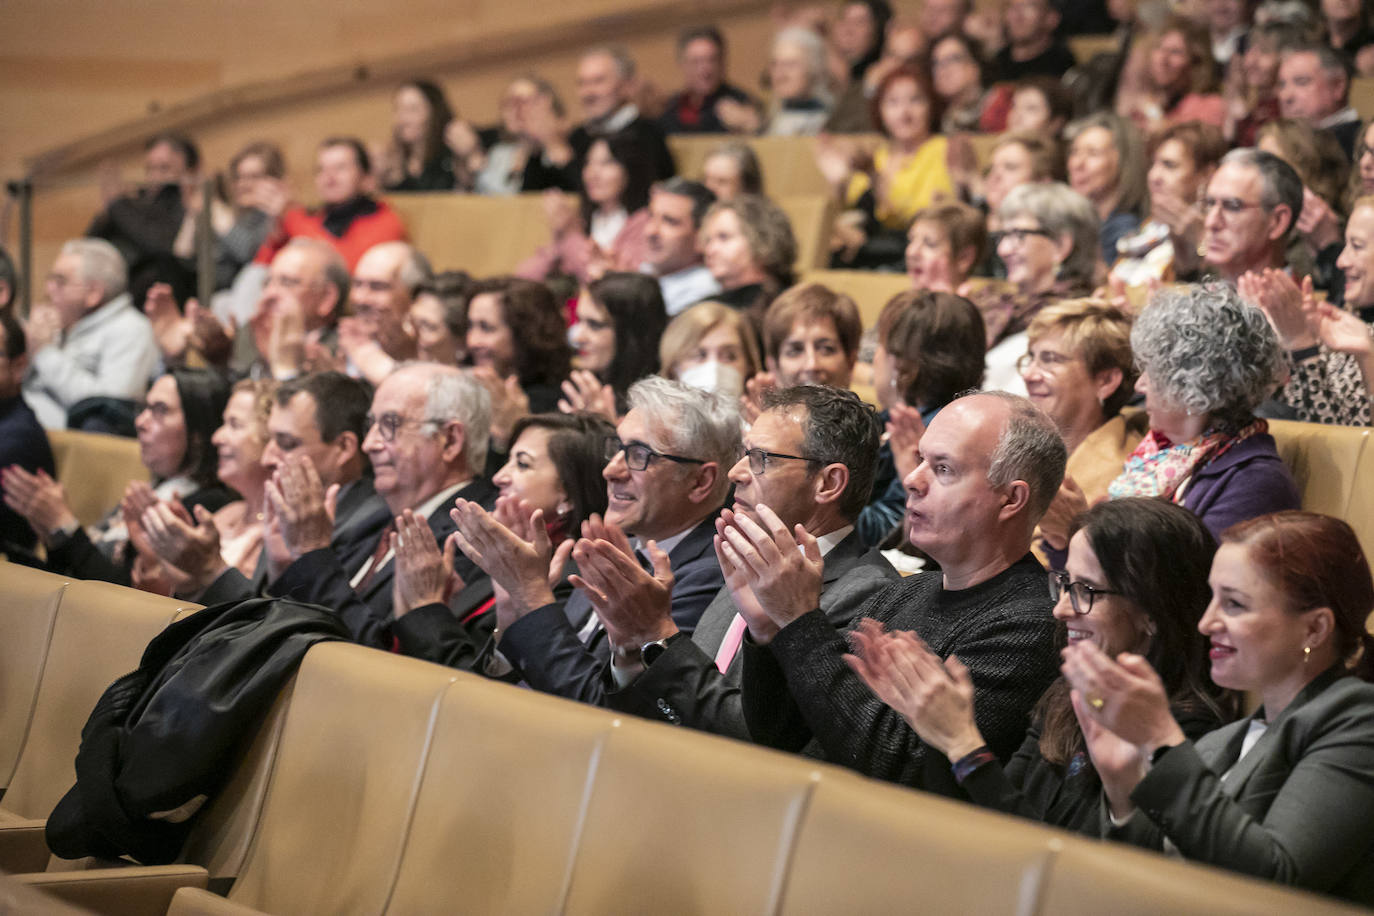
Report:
383,190,835,279
0,562,1364,916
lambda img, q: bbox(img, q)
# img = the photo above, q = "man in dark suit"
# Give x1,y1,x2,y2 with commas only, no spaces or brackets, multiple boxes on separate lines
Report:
0,312,57,557
522,46,676,192
146,371,388,605
451,376,738,705
1278,44,1363,162
269,363,496,649
598,386,898,739
726,392,1067,790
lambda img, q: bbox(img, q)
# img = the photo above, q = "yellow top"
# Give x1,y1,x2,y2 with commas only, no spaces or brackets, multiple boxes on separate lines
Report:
845,135,954,232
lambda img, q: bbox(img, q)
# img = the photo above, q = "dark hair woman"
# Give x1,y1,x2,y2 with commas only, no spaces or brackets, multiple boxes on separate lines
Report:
848,497,1237,832
563,272,670,420
382,79,466,192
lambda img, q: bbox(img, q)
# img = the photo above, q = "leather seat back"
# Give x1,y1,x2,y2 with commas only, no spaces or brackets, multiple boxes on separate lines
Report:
3,580,192,819
0,563,68,790
45,429,149,528
223,642,454,916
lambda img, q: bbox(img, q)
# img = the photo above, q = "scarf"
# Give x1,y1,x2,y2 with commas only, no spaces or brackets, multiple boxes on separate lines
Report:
1106,419,1267,502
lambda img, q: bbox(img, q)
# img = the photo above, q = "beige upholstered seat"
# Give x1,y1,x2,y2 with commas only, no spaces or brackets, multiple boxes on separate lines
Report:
170,642,455,916
0,563,68,790
0,581,193,873
800,268,910,329
381,192,552,275
778,771,1056,915
46,429,149,529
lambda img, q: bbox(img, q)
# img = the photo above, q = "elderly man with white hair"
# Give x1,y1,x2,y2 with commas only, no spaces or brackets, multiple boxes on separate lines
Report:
23,238,159,429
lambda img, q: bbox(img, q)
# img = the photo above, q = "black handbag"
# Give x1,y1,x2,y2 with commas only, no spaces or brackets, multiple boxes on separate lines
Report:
46,596,351,864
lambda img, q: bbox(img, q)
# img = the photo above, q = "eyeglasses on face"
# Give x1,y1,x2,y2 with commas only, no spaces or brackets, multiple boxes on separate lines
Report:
1016,349,1076,374
1048,570,1122,615
1200,196,1263,216
365,412,445,442
1000,227,1054,245
604,436,705,471
740,446,819,475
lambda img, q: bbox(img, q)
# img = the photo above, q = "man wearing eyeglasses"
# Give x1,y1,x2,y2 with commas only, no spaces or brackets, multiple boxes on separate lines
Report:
267,363,497,649
1176,149,1304,286
600,385,898,738
460,376,736,704
725,391,1065,791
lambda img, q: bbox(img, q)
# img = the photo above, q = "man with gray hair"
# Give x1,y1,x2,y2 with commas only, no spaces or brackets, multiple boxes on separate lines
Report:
449,375,738,704
23,238,159,429
243,237,351,379
1194,149,1304,285
340,241,431,383
267,362,497,649
727,391,1066,790
1277,44,1361,161
524,45,676,192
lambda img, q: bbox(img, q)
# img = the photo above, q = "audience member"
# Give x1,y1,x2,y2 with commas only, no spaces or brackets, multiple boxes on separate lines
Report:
698,194,797,315
1344,118,1374,211
659,26,757,134
153,371,386,603
451,376,738,704
759,282,862,391
268,363,496,646
380,80,466,192
1256,118,1350,289
4,367,233,583
699,141,764,201
1188,149,1303,285
406,272,471,366
727,391,1065,790
517,133,655,284
88,133,199,305
918,0,970,41
1110,121,1226,287
966,133,1063,277
242,238,350,380
465,277,573,454
1225,23,1287,147
0,243,18,314
989,0,1076,83
971,183,1099,383
254,137,407,271
1277,44,1362,161
1118,17,1225,134
563,271,669,417
1006,77,1074,140
1206,0,1254,66
173,141,288,293
1072,511,1374,905
603,385,898,737
562,46,676,188
638,179,721,315
851,497,1235,831
820,64,954,270
1325,0,1374,75
858,290,986,546
23,238,159,430
904,201,986,293
1065,112,1148,266
392,409,615,665
467,76,539,196
0,312,56,556
728,27,833,136
832,0,893,82
659,301,762,396
512,76,581,194
932,33,993,134
824,16,926,133
337,241,431,384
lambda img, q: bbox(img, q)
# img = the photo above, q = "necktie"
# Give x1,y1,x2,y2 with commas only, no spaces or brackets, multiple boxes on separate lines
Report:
714,613,748,674
354,521,396,592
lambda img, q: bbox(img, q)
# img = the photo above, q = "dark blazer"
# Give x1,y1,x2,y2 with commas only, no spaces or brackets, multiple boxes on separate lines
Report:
497,512,723,706
604,530,897,739
0,395,56,554
269,476,496,648
196,475,391,607
1110,669,1374,905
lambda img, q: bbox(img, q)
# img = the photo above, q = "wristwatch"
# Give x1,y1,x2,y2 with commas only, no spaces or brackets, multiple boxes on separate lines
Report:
640,632,686,667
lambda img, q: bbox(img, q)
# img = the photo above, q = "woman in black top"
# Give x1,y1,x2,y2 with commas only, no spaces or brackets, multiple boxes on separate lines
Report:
847,497,1236,831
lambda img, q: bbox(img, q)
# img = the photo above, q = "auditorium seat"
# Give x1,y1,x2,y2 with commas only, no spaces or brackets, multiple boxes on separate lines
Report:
1266,419,1372,560
46,430,148,529
800,268,910,328
1353,77,1374,121
0,581,195,874
778,771,1056,914
561,716,820,915
166,643,456,916
0,564,68,791
777,194,836,272
384,673,619,913
381,192,552,276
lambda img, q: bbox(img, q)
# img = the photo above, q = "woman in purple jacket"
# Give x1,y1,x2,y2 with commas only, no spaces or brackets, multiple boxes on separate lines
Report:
1104,281,1299,535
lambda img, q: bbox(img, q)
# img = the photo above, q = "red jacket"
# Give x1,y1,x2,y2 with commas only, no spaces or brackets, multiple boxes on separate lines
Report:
254,197,407,270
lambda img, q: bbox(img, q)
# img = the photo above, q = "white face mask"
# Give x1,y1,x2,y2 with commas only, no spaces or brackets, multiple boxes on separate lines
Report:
678,359,744,397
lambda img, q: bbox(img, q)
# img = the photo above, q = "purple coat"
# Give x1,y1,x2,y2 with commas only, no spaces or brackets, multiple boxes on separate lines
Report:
1180,432,1301,538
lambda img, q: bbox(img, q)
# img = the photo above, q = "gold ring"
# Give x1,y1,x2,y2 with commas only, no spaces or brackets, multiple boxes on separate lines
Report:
1088,695,1105,710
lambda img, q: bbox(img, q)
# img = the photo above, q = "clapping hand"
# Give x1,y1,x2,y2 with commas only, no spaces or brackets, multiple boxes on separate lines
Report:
141,499,226,594
264,454,338,563
570,534,677,653
391,509,463,617
559,369,618,422
450,496,557,628
713,504,821,643
1238,269,1318,350
739,371,777,426
886,403,926,484
845,619,985,761
1,465,78,544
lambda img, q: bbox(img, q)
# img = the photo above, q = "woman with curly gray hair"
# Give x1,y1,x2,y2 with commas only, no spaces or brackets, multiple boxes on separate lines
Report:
1106,281,1300,537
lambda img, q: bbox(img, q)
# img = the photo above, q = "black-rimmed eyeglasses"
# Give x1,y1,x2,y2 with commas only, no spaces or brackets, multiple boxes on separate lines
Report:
1048,570,1122,615
740,447,820,475
604,437,706,471
365,412,445,442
